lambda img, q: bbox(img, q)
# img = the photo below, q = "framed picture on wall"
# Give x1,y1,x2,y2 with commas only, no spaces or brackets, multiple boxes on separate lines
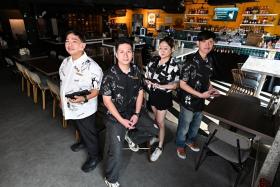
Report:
147,12,156,28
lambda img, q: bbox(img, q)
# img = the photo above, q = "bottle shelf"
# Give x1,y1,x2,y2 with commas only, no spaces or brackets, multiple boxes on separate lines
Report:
185,14,209,16
184,22,207,25
242,14,278,16
240,24,274,27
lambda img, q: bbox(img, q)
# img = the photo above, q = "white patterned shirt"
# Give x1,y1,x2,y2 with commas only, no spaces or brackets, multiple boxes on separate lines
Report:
59,53,103,120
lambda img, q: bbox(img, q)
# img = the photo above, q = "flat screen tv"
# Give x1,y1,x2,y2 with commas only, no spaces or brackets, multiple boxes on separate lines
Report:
213,7,239,21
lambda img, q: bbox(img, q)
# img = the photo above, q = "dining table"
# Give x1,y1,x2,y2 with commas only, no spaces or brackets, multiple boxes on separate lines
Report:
203,93,279,187
12,54,48,63
24,57,61,76
204,94,277,142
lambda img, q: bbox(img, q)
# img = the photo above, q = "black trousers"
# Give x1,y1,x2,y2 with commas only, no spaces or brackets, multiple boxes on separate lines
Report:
74,113,100,159
104,109,159,183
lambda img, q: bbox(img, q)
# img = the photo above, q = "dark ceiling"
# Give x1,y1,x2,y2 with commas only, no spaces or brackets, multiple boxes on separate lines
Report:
0,0,184,9
0,0,188,15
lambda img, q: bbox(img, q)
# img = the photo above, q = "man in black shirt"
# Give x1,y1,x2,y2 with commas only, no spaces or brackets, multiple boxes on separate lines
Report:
175,31,219,159
100,38,158,187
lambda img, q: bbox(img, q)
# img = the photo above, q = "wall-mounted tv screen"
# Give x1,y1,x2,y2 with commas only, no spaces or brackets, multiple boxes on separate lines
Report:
213,7,239,21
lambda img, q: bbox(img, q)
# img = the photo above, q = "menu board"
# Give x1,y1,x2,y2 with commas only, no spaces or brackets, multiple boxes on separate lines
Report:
213,7,239,21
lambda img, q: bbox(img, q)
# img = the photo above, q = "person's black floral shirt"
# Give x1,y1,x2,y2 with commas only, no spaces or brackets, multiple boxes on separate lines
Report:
145,56,179,93
180,51,213,112
100,64,143,119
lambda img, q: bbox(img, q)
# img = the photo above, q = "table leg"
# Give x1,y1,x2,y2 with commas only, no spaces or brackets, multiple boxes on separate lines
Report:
251,138,260,187
268,77,275,92
256,75,266,97
255,128,280,187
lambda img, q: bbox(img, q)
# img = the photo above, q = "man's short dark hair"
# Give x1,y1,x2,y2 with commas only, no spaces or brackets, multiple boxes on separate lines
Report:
197,30,216,41
115,37,133,51
65,30,86,43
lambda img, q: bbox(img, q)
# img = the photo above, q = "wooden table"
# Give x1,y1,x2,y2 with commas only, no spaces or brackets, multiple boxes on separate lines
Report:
24,57,60,76
203,94,276,142
13,54,48,63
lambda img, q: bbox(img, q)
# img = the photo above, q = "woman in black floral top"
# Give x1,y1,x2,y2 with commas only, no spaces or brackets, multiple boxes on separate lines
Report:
145,37,180,161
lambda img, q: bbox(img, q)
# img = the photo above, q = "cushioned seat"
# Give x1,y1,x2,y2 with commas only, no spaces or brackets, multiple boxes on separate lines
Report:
196,122,252,187
15,62,26,92
208,137,251,163
244,72,261,82
242,78,259,89
19,64,31,96
25,69,49,110
237,63,261,82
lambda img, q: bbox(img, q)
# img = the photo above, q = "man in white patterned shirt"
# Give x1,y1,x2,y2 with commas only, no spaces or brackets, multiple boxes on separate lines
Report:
59,30,103,172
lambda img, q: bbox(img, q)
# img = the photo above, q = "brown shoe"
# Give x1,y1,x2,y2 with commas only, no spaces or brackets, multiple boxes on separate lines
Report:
186,143,200,152
176,147,186,159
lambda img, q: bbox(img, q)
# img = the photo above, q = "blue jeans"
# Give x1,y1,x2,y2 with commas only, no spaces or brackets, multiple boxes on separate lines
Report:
176,105,203,148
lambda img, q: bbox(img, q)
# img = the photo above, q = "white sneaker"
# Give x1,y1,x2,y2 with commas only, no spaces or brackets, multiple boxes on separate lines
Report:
125,131,139,152
104,178,120,187
150,147,163,162
149,137,159,145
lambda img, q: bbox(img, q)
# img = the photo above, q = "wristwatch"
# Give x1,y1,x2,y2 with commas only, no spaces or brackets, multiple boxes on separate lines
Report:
133,112,140,117
83,95,88,103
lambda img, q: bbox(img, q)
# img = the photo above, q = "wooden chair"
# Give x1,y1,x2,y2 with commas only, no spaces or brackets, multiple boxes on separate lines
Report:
18,64,31,96
227,69,259,96
15,62,26,92
196,122,252,187
46,79,67,128
25,70,49,110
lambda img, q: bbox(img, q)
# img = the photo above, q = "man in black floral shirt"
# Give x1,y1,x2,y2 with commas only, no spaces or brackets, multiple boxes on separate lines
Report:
175,31,219,159
100,38,158,187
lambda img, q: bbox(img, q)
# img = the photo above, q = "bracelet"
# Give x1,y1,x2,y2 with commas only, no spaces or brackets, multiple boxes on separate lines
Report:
83,95,88,103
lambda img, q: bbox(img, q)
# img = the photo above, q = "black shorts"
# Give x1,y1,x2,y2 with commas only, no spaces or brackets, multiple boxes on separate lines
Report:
148,89,173,110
